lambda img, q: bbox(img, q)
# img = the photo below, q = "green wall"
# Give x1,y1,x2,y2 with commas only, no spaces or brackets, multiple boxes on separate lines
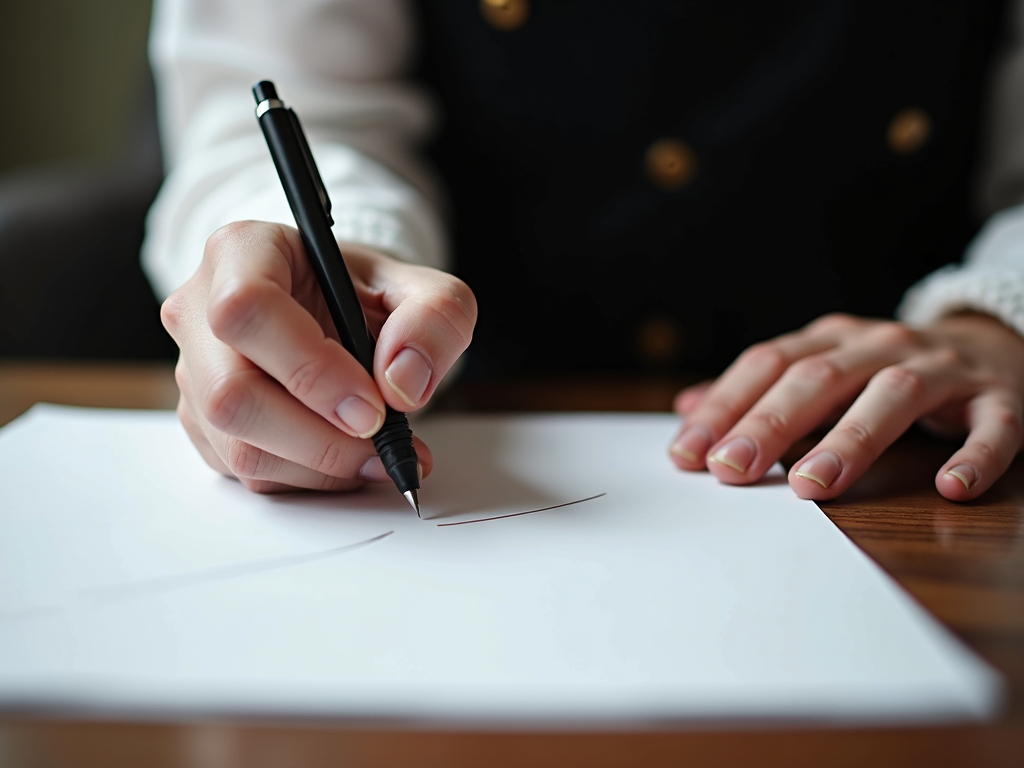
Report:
0,1,152,172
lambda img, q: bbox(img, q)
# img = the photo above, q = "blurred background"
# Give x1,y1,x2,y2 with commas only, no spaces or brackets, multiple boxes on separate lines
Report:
0,1,175,360
0,1,151,174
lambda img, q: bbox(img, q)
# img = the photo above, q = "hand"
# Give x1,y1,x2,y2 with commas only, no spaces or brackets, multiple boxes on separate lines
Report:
161,220,476,492
668,313,1024,501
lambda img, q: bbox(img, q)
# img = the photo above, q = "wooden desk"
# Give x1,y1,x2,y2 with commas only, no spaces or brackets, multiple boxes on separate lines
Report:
0,362,1021,768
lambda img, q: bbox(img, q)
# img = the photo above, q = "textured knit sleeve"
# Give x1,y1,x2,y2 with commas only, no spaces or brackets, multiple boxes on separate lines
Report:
897,0,1024,336
141,0,446,300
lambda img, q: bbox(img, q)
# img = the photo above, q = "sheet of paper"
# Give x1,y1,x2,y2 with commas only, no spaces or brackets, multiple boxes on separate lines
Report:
0,405,1001,725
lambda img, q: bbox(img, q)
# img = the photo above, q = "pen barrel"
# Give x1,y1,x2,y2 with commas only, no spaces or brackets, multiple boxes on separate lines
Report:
257,108,376,372
255,82,419,501
372,405,420,493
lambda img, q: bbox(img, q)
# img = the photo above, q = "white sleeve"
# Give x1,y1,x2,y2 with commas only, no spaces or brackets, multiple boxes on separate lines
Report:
141,0,446,300
898,0,1024,336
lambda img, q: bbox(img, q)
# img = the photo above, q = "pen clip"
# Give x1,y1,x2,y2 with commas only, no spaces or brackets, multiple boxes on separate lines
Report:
288,108,334,226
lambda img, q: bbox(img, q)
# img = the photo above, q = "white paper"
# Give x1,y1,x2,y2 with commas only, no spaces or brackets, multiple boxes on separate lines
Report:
0,405,1002,725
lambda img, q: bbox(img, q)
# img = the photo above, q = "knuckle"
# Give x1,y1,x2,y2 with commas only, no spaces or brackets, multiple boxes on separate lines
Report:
419,290,475,354
738,343,789,378
224,438,265,479
285,356,331,400
314,472,338,492
701,398,744,427
870,321,920,350
931,346,965,369
837,419,875,453
204,221,254,261
972,440,999,465
315,473,355,492
207,279,265,342
994,406,1024,445
874,365,927,403
811,312,859,334
787,356,844,387
174,359,189,393
430,278,478,347
201,371,254,433
312,439,351,478
160,291,185,336
446,276,479,323
749,408,790,439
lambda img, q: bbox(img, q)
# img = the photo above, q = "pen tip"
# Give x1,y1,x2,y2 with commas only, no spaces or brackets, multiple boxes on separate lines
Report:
404,489,420,517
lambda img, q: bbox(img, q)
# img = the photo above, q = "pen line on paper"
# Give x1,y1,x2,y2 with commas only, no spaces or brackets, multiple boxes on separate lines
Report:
78,531,395,605
436,493,607,527
0,531,395,623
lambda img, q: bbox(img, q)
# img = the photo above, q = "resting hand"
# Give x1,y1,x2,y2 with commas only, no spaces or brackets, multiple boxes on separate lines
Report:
161,220,476,492
669,313,1024,501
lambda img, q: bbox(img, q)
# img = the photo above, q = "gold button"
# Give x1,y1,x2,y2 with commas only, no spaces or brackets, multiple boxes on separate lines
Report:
480,0,530,31
645,138,697,190
887,108,931,155
635,317,684,365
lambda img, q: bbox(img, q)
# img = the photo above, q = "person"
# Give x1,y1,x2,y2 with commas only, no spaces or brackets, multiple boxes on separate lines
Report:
144,0,1024,503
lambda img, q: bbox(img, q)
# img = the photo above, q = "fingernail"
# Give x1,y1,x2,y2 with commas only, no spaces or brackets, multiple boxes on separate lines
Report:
708,436,756,473
945,464,976,490
385,348,432,407
359,456,389,483
670,425,712,462
794,451,842,489
417,462,424,482
335,396,384,438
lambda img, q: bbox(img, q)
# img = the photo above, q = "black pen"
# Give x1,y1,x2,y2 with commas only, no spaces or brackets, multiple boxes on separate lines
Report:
252,80,421,515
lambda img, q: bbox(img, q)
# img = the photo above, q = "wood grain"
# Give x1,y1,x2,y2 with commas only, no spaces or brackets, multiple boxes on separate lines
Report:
0,361,179,426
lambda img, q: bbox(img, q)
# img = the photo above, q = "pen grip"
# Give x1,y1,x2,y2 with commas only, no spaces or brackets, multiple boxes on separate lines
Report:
372,405,419,490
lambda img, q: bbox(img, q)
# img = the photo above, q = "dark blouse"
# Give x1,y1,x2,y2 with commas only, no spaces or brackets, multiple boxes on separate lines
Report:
414,0,1006,378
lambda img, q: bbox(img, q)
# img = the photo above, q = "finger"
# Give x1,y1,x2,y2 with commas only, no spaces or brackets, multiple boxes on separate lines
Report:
160,223,278,348
161,277,201,350
704,329,918,485
673,381,711,416
935,390,1023,501
201,423,363,493
187,332,386,480
669,318,864,469
352,253,477,411
202,426,433,493
180,328,436,492
179,364,352,491
205,229,386,440
351,435,434,484
175,358,233,477
177,393,232,478
788,351,975,500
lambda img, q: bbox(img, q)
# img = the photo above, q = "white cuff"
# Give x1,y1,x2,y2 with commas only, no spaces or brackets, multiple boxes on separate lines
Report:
898,264,1024,336
898,205,1024,336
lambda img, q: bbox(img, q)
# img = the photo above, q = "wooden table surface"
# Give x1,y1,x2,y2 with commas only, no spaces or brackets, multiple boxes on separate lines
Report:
0,362,1022,768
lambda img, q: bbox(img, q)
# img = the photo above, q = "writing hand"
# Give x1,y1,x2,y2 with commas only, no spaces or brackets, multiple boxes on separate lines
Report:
669,313,1024,501
161,220,477,492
